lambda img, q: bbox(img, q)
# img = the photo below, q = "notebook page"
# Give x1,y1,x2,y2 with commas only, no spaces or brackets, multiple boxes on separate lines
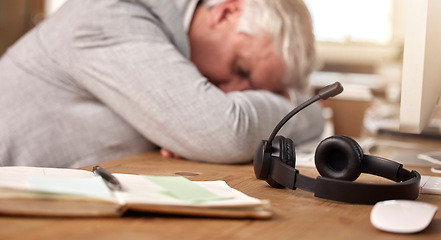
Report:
0,166,94,190
113,174,264,207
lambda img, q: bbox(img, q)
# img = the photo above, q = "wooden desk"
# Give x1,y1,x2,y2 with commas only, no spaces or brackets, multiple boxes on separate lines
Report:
0,151,440,240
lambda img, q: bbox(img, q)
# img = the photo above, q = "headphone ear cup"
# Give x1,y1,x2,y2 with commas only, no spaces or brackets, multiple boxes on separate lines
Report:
265,136,296,189
272,136,296,167
253,140,285,188
253,140,271,180
314,135,364,181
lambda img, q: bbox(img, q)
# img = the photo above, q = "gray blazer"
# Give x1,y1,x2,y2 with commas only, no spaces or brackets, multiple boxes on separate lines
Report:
0,0,324,167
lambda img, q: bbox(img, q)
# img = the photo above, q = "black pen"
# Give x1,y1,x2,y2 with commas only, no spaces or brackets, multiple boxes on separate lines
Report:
93,165,122,191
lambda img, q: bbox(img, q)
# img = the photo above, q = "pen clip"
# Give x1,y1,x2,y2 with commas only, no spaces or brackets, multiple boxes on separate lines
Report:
93,166,122,191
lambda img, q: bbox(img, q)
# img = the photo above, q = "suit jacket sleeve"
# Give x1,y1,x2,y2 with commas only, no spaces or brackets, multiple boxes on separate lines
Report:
69,0,324,163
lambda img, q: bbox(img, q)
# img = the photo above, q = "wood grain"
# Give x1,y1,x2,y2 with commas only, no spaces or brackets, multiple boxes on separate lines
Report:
0,151,440,240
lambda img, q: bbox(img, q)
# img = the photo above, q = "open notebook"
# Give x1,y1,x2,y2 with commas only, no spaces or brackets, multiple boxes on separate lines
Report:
0,167,271,219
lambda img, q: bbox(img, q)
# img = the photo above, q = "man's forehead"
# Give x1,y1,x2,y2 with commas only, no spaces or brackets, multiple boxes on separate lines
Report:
241,34,283,68
240,36,285,85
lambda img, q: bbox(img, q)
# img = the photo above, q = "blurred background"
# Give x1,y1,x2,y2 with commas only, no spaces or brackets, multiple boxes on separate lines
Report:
0,0,63,56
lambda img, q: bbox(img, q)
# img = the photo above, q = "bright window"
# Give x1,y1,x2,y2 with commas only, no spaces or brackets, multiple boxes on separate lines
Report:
305,0,393,44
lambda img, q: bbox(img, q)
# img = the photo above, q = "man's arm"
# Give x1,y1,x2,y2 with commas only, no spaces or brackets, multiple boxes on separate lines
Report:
69,1,324,163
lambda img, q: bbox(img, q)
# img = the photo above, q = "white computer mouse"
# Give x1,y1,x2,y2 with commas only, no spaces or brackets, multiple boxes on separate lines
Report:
370,200,438,234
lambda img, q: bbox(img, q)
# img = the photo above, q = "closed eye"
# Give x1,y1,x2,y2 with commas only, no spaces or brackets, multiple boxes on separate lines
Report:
235,67,250,80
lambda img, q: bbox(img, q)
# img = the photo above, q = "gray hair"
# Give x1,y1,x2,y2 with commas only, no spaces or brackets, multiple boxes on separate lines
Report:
202,0,315,90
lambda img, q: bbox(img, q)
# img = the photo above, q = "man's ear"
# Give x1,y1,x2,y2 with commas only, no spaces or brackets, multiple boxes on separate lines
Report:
207,0,244,29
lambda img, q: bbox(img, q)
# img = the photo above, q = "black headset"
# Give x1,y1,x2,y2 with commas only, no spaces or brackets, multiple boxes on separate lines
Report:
254,82,421,204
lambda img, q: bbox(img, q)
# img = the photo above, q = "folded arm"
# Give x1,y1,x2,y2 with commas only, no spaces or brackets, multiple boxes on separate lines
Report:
69,2,324,163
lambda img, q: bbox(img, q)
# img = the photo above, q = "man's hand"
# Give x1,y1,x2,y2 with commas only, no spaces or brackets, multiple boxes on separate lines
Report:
160,148,180,158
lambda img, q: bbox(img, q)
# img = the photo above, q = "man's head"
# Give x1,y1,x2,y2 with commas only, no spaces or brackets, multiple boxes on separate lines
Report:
188,0,315,94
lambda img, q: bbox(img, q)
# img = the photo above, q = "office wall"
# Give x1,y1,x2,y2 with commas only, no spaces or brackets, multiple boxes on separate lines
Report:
0,0,45,56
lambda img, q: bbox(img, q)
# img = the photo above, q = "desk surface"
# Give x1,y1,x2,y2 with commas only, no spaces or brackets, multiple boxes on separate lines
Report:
1,150,441,240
